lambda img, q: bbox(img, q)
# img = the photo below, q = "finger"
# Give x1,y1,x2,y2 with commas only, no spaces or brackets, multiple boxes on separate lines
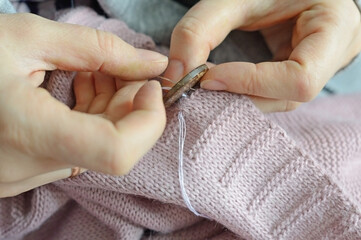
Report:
105,82,145,122
200,62,312,101
165,0,240,81
115,78,146,90
4,78,159,177
88,72,116,114
112,81,166,175
200,30,338,103
165,0,311,81
0,168,72,198
33,82,165,175
6,13,168,79
260,19,295,61
73,72,96,112
291,3,359,68
200,2,355,102
249,96,301,113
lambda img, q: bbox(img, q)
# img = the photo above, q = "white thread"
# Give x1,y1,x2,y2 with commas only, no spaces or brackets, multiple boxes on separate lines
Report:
178,112,208,218
157,76,176,84
161,86,172,91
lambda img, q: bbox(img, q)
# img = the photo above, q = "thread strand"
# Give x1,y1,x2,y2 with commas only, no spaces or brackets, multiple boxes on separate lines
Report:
178,112,208,218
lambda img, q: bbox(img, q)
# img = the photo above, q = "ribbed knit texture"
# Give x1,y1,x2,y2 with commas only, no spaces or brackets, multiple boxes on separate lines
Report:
1,7,361,240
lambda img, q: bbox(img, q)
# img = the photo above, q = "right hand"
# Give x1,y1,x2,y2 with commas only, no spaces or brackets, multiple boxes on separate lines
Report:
166,0,361,112
0,13,168,198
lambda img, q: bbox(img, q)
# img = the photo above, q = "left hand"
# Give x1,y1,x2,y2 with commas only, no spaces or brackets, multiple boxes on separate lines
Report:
0,13,167,197
165,0,361,112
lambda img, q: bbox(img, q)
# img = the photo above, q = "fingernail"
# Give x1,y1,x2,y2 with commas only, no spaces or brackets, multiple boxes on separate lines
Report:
140,80,162,95
145,80,161,90
200,80,227,91
137,49,168,63
165,59,184,81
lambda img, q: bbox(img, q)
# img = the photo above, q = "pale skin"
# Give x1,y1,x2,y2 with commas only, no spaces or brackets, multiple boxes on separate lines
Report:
166,0,361,112
0,13,168,198
1,0,361,197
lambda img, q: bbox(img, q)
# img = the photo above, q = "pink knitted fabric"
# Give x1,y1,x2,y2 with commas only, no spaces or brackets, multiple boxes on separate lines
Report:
1,7,361,240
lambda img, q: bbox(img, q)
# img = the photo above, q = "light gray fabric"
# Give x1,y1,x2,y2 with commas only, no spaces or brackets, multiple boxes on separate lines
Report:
0,0,15,13
97,0,187,45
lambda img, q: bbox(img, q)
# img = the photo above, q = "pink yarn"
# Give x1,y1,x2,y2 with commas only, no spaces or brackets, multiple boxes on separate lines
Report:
1,7,361,240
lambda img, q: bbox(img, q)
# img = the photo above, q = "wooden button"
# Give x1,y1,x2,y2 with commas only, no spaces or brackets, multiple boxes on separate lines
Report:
163,64,208,108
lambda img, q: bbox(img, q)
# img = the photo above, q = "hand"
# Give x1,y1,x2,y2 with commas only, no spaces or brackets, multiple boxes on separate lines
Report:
0,13,167,198
166,0,361,112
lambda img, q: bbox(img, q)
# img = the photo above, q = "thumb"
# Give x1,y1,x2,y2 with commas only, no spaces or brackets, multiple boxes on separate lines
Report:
165,0,239,81
3,13,168,80
165,0,311,81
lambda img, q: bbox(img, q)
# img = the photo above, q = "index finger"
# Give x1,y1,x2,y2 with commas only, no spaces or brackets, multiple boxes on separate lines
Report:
200,2,357,102
3,13,168,80
164,0,326,82
165,0,243,81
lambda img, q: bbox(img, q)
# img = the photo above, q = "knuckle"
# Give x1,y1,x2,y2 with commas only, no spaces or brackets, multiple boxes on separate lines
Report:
293,11,309,42
101,129,134,176
89,29,116,71
319,8,338,24
294,71,317,102
105,101,132,120
73,102,88,113
94,29,116,54
173,16,206,44
246,64,261,95
244,76,256,96
108,147,133,176
237,63,260,96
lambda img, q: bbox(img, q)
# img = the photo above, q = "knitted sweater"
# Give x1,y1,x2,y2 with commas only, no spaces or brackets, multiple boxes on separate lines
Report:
1,7,361,240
